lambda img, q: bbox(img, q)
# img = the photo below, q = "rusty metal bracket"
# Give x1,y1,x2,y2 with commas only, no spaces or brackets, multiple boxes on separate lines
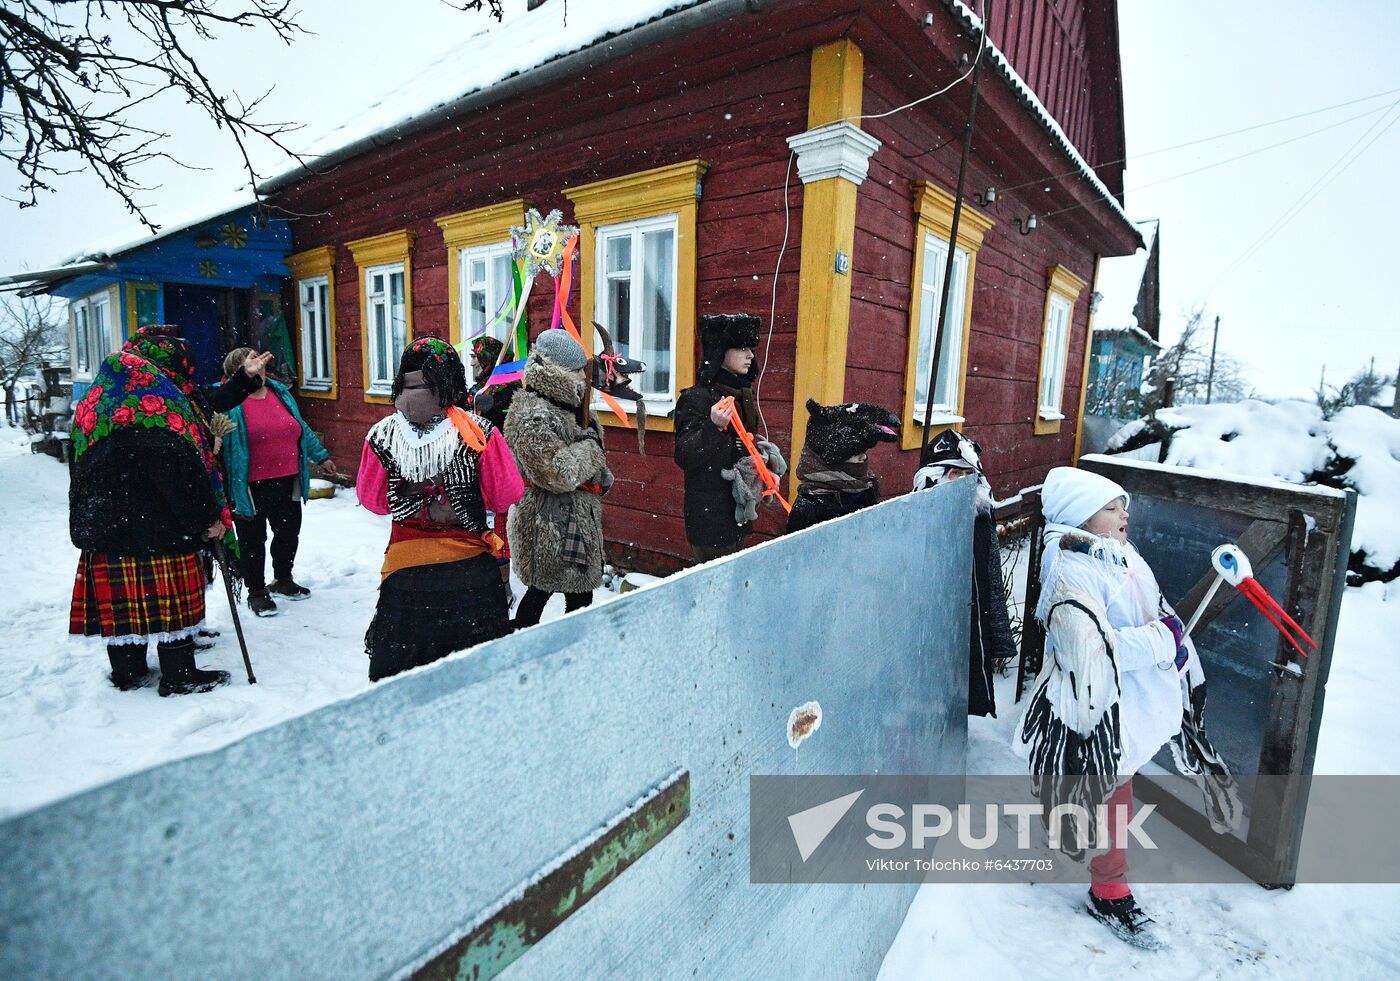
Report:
410,769,690,981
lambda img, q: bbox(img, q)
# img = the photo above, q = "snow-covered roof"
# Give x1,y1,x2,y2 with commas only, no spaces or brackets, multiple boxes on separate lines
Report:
943,0,1136,236
54,189,260,267
1092,219,1157,332
1092,323,1161,351
260,0,734,193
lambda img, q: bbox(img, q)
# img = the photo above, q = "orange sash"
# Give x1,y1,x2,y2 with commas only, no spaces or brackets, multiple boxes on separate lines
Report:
380,522,505,586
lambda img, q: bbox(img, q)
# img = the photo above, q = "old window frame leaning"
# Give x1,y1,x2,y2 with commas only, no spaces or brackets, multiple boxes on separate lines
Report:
566,160,706,432
347,230,415,404
900,182,993,451
1034,264,1088,436
286,246,338,400
435,199,530,386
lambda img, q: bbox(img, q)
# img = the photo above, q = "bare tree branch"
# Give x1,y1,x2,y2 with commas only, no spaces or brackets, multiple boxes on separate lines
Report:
1,0,503,230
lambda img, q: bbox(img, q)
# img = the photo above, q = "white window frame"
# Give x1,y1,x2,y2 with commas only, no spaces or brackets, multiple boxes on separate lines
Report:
297,275,332,391
364,262,407,396
1038,293,1073,420
71,292,113,382
458,240,515,385
591,212,680,410
912,231,970,425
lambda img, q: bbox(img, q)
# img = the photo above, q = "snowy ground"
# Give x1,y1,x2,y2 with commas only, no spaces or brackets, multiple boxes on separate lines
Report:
4,422,1400,975
0,425,624,818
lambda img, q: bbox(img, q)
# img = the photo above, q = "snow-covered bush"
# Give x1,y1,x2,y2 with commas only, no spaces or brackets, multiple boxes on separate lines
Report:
1106,400,1400,583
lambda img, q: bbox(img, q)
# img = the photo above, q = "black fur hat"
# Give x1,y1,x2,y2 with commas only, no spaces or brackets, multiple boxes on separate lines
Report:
698,313,761,384
803,399,901,464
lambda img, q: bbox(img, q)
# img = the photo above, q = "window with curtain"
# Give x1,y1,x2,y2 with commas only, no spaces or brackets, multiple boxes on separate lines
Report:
1038,293,1073,418
365,263,407,394
912,232,970,422
595,213,678,401
297,276,332,390
459,241,515,384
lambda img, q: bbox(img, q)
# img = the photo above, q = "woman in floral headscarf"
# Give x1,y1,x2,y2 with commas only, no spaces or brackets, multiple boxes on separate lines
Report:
68,326,266,696
464,334,520,431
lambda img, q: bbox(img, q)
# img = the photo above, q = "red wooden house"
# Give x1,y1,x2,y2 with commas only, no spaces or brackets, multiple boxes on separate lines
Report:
262,0,1141,572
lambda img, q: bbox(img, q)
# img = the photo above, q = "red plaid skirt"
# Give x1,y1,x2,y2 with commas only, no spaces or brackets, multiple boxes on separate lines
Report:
70,551,206,640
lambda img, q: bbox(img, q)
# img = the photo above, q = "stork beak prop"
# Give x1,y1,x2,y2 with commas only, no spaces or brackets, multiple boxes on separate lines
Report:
1211,544,1317,658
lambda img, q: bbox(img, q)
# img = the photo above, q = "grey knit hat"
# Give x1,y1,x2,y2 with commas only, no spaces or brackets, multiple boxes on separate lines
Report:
532,328,589,370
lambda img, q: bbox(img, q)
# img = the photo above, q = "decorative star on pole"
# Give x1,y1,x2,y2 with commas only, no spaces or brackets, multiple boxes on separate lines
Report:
512,208,578,279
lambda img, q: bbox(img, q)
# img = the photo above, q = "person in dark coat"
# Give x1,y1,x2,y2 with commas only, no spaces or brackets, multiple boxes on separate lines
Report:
913,429,1016,717
674,314,786,562
68,327,266,696
786,399,900,534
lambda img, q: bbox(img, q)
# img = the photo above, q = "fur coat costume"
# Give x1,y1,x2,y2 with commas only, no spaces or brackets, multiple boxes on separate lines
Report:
505,348,613,594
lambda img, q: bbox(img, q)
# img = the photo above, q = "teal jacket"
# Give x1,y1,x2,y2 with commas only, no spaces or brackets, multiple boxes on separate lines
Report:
218,379,329,518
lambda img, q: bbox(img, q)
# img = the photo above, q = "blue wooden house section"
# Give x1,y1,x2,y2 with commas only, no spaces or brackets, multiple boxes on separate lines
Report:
44,204,292,395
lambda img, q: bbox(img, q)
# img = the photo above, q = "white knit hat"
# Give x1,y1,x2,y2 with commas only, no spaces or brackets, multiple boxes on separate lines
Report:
1041,466,1129,530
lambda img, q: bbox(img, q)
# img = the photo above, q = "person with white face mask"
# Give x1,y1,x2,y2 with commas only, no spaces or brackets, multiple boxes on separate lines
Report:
1014,466,1240,951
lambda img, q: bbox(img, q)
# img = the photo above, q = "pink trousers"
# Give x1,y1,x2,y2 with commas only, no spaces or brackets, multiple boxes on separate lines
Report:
1089,778,1135,900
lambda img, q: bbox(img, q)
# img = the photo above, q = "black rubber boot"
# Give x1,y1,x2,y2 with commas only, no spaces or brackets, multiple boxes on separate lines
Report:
1086,890,1166,950
157,639,230,697
268,578,311,600
106,643,152,691
248,588,279,617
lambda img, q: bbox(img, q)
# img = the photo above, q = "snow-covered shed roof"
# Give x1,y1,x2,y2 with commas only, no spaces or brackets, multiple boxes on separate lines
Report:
1092,219,1158,333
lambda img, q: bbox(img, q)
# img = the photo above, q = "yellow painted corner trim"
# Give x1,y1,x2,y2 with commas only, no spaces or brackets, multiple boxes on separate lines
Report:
566,160,708,225
809,39,864,128
348,230,415,405
435,199,530,348
1047,263,1088,301
912,182,994,252
567,162,704,432
346,229,416,268
286,244,336,281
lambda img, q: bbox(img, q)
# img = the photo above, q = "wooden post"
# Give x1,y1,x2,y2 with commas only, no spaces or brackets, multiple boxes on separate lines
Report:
785,39,878,497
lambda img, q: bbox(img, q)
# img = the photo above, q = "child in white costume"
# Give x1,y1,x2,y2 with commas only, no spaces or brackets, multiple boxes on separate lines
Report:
1015,466,1240,950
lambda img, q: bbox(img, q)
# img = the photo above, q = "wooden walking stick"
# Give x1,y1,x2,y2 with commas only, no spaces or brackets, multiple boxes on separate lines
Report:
213,541,256,684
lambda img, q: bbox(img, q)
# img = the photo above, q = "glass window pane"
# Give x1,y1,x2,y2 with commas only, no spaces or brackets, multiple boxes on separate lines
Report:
609,278,631,349
491,252,514,329
92,303,108,357
390,272,407,368
469,287,487,331
317,283,330,379
606,234,631,273
642,228,674,394
75,306,89,372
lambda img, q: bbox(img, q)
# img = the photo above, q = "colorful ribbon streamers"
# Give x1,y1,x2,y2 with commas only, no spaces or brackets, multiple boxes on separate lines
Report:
445,406,487,453
714,395,791,513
